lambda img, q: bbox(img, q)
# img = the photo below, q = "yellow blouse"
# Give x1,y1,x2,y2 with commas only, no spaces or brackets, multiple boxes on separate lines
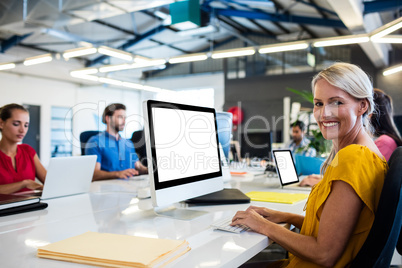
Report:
286,145,388,268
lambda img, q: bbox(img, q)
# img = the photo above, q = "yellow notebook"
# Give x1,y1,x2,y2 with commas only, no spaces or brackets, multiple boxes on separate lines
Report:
37,232,190,268
246,191,308,204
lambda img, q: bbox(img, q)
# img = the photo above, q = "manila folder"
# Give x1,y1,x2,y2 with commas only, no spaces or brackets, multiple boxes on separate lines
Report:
37,231,190,268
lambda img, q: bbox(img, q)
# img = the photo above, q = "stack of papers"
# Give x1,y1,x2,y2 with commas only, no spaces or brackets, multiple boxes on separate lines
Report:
37,232,190,267
246,191,308,204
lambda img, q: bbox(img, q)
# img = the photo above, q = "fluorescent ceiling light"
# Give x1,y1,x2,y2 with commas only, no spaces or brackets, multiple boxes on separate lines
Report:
70,73,99,82
142,85,172,93
259,42,309,54
97,46,133,61
99,77,123,86
130,59,167,68
23,54,53,66
383,64,402,76
134,55,152,63
371,35,402,44
63,47,97,59
97,60,166,73
178,25,218,36
211,48,255,59
99,64,130,73
371,18,402,40
122,82,144,90
0,62,16,71
70,68,98,76
169,53,208,64
313,35,369,47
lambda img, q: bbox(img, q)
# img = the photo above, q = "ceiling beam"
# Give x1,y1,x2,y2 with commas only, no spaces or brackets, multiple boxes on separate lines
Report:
0,33,32,53
308,0,343,36
270,0,318,38
206,7,346,28
327,0,389,67
364,0,402,14
86,24,166,67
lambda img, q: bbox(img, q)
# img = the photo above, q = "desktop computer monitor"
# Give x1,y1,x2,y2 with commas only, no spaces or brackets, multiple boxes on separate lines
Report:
240,130,272,160
216,111,233,160
143,100,224,219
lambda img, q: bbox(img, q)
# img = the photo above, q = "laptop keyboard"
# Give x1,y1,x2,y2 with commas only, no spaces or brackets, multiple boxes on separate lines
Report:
211,217,250,233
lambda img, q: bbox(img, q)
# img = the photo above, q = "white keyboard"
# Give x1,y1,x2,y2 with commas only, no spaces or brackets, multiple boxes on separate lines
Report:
211,217,250,233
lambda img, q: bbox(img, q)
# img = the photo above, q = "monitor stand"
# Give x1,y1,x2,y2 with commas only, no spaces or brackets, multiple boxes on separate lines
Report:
154,205,208,220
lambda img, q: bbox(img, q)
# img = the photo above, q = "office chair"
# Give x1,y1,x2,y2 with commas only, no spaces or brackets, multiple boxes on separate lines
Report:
80,131,101,155
131,130,147,166
350,147,402,267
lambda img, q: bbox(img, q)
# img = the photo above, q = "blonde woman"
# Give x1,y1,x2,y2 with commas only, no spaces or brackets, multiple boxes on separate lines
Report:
232,63,387,267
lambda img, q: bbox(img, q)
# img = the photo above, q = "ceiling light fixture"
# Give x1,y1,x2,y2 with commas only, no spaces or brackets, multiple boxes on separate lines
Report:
133,55,152,63
70,73,99,82
97,46,133,61
211,47,255,59
0,62,16,71
169,53,208,64
259,42,309,54
370,17,402,40
371,35,402,44
69,72,172,93
23,54,53,66
63,47,97,59
70,68,98,76
98,77,123,86
99,64,130,73
383,63,402,76
130,59,167,68
313,35,370,47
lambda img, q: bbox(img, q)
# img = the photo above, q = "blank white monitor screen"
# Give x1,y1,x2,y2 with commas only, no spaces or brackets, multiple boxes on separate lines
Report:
273,150,299,185
144,100,223,210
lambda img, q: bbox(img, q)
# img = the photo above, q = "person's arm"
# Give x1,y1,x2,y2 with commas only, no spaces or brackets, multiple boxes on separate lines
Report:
300,174,322,186
241,206,304,229
0,180,43,194
135,161,148,174
33,154,47,183
92,162,139,181
232,180,363,267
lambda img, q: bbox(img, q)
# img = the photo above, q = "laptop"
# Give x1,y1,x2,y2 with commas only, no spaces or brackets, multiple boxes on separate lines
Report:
19,155,97,200
272,150,311,191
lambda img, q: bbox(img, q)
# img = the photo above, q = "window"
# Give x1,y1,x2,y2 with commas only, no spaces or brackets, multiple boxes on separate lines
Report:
50,106,73,157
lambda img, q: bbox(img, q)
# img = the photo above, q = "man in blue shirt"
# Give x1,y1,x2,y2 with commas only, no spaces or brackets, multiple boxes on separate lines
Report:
284,120,317,157
85,103,148,181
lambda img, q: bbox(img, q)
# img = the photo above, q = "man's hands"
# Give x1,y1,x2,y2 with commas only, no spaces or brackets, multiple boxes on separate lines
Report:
114,168,139,179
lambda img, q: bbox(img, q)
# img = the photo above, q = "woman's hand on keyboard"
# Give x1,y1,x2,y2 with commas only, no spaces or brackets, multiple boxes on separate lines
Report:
231,207,274,234
247,206,285,224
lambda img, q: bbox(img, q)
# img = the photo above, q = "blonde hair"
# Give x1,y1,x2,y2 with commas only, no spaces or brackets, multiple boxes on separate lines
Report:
311,62,374,174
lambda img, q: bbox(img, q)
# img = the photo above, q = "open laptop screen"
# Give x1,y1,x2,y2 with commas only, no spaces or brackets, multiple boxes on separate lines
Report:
272,150,299,186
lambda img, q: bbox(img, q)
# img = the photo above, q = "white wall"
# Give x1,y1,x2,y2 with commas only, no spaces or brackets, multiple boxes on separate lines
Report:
0,72,224,166
0,73,142,166
0,72,77,166
145,73,225,111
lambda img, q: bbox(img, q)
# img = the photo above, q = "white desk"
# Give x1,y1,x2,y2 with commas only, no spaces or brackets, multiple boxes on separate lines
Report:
0,177,306,268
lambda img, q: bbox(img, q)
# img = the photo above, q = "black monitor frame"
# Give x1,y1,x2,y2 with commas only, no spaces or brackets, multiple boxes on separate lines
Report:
145,100,223,191
240,130,272,160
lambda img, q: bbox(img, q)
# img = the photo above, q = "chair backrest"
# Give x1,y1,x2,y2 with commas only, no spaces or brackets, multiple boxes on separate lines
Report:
131,130,147,166
80,131,101,155
351,147,402,267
